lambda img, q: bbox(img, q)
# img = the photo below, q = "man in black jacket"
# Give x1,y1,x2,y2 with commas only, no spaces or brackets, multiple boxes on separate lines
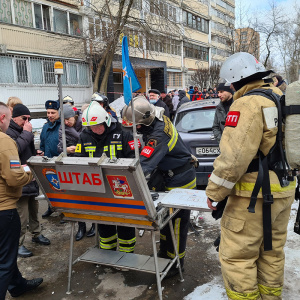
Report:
75,101,137,253
148,89,169,117
6,104,50,258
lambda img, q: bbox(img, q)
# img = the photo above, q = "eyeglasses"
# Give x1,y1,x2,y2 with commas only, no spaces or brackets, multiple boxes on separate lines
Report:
21,116,31,121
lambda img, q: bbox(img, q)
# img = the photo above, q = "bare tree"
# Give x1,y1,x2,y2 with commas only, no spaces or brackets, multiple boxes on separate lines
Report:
191,64,221,90
84,0,181,94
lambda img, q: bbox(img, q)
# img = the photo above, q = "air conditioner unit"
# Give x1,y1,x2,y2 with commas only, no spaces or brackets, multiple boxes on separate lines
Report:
0,44,7,54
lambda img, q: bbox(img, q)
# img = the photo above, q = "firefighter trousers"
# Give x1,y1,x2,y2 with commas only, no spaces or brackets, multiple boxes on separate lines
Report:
219,194,294,300
98,224,136,253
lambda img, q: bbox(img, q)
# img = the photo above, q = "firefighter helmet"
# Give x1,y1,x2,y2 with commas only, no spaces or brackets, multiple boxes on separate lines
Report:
122,95,155,126
63,95,74,105
220,52,272,84
91,92,109,107
82,101,111,127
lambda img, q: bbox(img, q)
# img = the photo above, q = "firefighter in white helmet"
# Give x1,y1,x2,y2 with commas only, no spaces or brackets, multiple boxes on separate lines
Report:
74,101,138,253
205,52,296,299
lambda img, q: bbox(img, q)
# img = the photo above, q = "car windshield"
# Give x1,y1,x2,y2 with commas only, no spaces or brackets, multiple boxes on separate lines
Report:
175,108,215,133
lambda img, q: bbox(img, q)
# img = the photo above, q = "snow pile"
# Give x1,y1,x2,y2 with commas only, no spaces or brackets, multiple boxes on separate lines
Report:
184,278,227,300
110,96,126,118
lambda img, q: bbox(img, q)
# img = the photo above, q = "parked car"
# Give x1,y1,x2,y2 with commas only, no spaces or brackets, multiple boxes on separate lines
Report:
173,99,220,186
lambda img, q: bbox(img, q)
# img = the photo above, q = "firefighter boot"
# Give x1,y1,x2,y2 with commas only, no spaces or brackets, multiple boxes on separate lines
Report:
75,222,86,241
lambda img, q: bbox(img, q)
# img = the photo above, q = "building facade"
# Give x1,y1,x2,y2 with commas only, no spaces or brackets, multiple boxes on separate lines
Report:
0,0,92,109
235,27,260,58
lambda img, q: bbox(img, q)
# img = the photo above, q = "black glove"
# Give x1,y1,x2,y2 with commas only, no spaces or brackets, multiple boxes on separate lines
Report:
212,197,228,220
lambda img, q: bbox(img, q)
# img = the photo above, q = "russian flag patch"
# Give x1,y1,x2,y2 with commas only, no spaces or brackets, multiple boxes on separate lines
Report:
10,160,21,169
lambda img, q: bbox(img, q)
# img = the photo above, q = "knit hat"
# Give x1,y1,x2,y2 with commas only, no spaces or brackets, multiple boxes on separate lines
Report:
12,104,31,118
63,104,75,119
45,100,60,110
217,83,234,95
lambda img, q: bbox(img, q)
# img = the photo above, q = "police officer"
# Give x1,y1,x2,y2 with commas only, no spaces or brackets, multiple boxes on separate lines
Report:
122,96,196,277
74,101,137,253
206,52,296,299
0,102,43,299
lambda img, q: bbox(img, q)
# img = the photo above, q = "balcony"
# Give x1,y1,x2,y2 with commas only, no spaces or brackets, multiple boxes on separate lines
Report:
0,23,86,60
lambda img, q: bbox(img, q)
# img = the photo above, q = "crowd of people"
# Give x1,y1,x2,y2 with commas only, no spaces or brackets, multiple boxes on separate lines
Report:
0,51,294,300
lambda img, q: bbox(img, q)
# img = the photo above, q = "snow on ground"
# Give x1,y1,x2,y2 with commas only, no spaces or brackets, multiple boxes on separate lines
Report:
185,200,300,300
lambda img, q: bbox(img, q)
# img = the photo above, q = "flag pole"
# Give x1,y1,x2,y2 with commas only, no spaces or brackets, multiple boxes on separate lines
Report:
129,77,140,160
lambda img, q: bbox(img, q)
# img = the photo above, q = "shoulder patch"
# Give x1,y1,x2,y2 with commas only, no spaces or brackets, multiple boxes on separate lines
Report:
10,160,20,169
225,111,240,127
263,107,278,129
147,139,158,148
141,146,154,158
128,139,141,150
75,144,82,153
163,115,173,138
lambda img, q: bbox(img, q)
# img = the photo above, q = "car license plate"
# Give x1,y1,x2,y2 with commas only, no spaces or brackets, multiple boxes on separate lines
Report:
196,147,220,155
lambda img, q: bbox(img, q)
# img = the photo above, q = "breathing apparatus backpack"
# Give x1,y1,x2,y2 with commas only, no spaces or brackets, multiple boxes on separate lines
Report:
244,80,300,250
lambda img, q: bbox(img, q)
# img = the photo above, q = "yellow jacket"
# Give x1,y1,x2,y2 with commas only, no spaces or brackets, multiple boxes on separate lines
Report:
0,129,32,211
206,80,296,201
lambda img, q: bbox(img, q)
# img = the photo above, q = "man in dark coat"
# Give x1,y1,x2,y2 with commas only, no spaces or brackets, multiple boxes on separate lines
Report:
177,90,190,110
160,90,173,113
6,104,50,258
212,82,234,143
148,89,170,117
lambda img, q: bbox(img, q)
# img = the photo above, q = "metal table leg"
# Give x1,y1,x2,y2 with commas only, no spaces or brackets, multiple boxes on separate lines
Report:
67,221,75,294
151,231,163,300
169,219,184,282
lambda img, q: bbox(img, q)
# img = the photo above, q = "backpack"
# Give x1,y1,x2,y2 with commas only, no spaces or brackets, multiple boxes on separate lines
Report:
244,83,300,250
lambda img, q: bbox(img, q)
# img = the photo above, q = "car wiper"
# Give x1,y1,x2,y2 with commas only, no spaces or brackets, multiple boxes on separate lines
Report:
187,127,212,133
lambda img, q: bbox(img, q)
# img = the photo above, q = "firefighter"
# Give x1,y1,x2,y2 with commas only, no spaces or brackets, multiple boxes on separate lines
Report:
91,92,117,121
74,101,136,253
205,52,296,299
122,95,196,278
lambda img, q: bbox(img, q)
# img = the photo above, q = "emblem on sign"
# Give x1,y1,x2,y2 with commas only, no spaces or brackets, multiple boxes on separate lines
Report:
106,175,134,199
42,168,61,191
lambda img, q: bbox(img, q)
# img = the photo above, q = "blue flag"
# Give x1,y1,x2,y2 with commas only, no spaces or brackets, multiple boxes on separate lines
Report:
122,36,141,105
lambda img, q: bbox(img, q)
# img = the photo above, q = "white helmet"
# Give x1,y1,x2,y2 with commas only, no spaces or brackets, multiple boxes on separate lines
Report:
63,95,74,105
220,52,271,84
82,101,111,127
122,95,155,126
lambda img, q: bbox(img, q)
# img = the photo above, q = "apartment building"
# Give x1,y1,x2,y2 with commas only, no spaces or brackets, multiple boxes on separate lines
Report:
235,27,260,58
0,0,92,109
0,0,235,104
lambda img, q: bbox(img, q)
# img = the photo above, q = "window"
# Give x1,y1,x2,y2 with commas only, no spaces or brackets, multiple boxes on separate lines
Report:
69,13,82,36
16,58,28,83
31,59,43,84
43,61,55,84
183,10,209,34
34,4,51,30
113,73,122,84
0,56,14,83
69,64,78,85
184,42,209,61
168,72,182,87
0,0,12,23
13,0,33,27
53,9,68,34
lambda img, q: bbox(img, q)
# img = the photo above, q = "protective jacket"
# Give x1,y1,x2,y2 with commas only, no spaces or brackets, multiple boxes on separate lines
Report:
139,115,196,261
212,99,233,143
40,118,61,158
0,128,32,211
6,120,39,197
206,79,295,300
57,111,82,155
206,79,296,202
74,122,135,159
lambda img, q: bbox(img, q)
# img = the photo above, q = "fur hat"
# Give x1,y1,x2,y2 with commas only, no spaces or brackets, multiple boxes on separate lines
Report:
45,100,60,110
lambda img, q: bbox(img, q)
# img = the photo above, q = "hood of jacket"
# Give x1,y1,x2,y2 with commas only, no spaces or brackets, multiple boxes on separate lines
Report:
179,90,187,99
